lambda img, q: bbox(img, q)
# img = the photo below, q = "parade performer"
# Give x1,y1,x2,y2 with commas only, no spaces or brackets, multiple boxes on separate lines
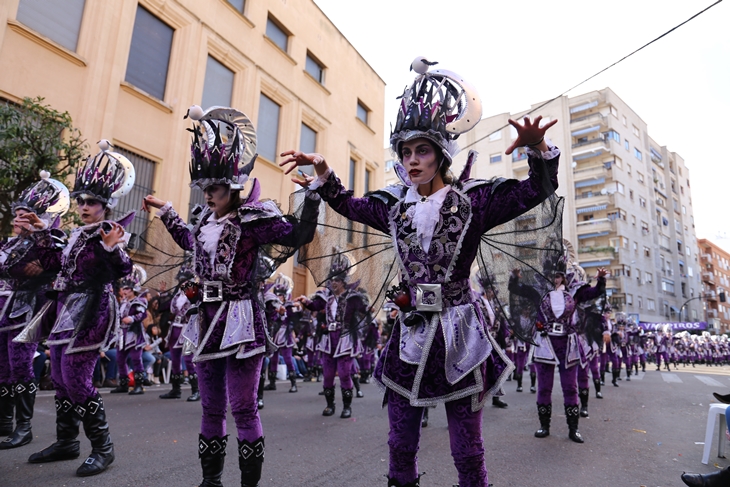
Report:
474,272,509,408
654,325,672,371
158,265,200,401
576,294,609,417
282,57,560,487
359,313,380,385
0,172,69,449
142,106,319,487
22,141,136,476
111,265,148,395
510,257,606,444
297,256,368,419
263,274,299,393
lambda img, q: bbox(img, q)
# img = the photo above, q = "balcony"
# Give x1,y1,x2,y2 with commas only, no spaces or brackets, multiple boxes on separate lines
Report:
708,309,718,319
573,164,609,182
570,112,608,125
576,218,615,235
577,247,616,262
574,193,614,207
701,253,712,262
703,272,716,283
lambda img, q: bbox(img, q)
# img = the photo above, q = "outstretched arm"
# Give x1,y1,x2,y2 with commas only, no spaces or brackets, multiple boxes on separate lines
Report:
142,195,195,251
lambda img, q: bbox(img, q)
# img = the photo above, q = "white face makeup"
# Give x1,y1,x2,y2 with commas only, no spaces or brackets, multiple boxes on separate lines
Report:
76,197,106,225
400,138,440,186
12,208,31,236
121,287,134,300
204,184,232,217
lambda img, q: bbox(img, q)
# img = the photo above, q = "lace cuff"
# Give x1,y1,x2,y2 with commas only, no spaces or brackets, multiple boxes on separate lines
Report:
156,202,174,217
100,232,130,253
525,138,560,160
307,168,334,191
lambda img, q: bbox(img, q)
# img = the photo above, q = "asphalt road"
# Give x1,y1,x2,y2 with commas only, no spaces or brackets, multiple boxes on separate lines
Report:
2,364,730,487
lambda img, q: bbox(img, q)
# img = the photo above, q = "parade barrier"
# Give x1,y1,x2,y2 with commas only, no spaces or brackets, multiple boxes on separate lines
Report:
702,403,728,464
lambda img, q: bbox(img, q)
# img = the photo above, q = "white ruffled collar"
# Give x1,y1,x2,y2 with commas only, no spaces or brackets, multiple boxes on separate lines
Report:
403,184,451,252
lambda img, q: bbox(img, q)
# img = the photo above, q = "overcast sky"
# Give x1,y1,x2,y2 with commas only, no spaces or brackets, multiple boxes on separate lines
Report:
314,0,729,247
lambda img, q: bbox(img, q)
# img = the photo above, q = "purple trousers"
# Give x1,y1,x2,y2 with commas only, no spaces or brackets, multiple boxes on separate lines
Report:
534,335,579,406
605,349,620,370
269,346,295,373
50,343,98,404
656,351,670,367
117,346,144,377
387,390,488,487
197,353,263,442
514,348,529,373
0,328,36,384
168,327,195,375
360,351,375,371
321,353,353,389
620,346,631,371
578,355,600,389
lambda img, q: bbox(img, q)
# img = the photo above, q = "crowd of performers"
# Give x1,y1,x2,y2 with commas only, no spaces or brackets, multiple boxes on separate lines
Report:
1,57,720,487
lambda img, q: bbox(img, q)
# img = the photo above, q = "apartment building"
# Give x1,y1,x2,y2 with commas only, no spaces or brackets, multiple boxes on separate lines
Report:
0,0,385,295
698,239,730,333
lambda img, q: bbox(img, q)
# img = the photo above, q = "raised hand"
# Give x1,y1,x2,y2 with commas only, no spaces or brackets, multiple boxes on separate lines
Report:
279,151,329,187
505,115,558,154
101,222,125,249
142,195,166,213
596,267,609,279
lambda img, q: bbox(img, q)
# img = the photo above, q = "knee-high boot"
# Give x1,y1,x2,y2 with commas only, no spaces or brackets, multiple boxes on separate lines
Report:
0,384,14,436
340,388,353,419
75,395,115,476
516,373,523,392
565,404,584,443
529,372,537,393
28,397,81,463
578,388,590,419
322,387,335,416
535,403,551,438
352,374,363,398
612,369,620,387
159,374,182,399
0,381,36,449
593,378,603,399
263,370,277,391
187,374,201,402
110,376,129,393
288,371,298,393
129,372,145,395
198,434,227,487
238,437,264,487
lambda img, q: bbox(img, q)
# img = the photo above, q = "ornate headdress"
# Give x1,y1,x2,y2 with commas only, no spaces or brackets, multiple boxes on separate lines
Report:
328,248,355,283
186,105,257,191
71,140,136,208
12,170,70,221
119,264,147,293
271,273,294,298
390,56,482,167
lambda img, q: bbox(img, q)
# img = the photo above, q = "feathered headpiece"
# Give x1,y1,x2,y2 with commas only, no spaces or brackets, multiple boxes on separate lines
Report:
186,105,257,191
390,56,482,167
71,140,136,208
119,264,147,293
12,170,70,221
272,273,294,298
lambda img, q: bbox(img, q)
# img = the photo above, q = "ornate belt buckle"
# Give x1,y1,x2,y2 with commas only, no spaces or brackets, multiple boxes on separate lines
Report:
415,283,442,312
328,323,337,332
202,281,223,302
552,323,564,334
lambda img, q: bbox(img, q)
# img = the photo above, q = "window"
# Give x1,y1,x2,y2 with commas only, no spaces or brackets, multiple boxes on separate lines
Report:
110,146,156,252
16,0,85,52
298,123,317,176
610,106,618,118
266,16,289,52
638,296,643,309
644,246,650,257
627,294,633,306
622,237,629,249
633,241,638,253
488,130,502,141
641,221,649,234
604,130,620,142
682,205,686,215
226,0,246,12
622,115,627,126
648,299,656,311
639,197,646,208
512,147,528,162
257,94,280,162
631,215,636,225
356,100,369,125
633,148,643,161
629,189,634,200
201,56,234,109
637,172,644,184
305,52,325,84
627,163,632,175
632,125,640,137
125,5,174,101
615,182,624,194
662,280,675,293
489,153,502,164
645,272,653,284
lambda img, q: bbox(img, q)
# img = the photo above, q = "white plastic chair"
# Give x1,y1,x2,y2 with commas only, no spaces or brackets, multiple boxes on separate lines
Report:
161,360,172,384
702,403,728,464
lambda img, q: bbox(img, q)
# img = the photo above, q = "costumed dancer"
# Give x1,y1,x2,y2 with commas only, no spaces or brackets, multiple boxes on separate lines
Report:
359,313,380,384
606,312,622,387
282,57,560,487
142,106,319,487
296,256,368,419
158,265,200,401
0,173,69,449
510,257,607,444
263,274,299,393
576,289,608,418
111,265,148,395
617,316,632,381
654,325,672,371
22,141,136,476
474,271,509,408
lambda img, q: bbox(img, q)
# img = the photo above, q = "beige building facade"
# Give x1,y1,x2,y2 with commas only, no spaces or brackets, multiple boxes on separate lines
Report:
0,0,385,295
408,87,703,325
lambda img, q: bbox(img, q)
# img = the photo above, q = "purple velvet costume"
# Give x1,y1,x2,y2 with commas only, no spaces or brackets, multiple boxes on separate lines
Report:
310,145,559,487
161,289,196,378
116,296,148,377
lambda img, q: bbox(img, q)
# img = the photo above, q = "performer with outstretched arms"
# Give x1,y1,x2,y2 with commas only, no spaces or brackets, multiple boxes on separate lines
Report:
0,172,68,449
281,57,559,487
142,106,319,487
23,141,136,477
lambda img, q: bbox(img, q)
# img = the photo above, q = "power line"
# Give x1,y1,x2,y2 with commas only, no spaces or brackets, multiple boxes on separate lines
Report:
461,0,723,151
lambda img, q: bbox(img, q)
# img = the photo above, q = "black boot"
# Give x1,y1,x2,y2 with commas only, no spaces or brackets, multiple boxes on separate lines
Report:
322,387,335,416
360,369,371,384
421,407,429,428
238,437,264,487
516,374,523,392
534,403,551,438
28,397,81,463
188,373,201,402
681,466,730,487
257,374,265,409
0,381,36,449
600,370,605,386
565,404,584,443
642,361,646,372
198,434,227,487
159,374,182,399
288,371,298,393
316,365,322,382
75,395,115,476
0,383,14,436
340,388,353,418
530,372,537,393
635,362,639,375
263,370,277,391
626,367,631,382
578,388,589,418
109,376,129,393
612,369,619,387
128,372,145,395
492,396,508,408
352,374,363,398
594,378,603,399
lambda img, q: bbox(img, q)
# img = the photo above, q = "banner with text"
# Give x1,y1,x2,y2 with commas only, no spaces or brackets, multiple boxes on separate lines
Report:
639,321,707,331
